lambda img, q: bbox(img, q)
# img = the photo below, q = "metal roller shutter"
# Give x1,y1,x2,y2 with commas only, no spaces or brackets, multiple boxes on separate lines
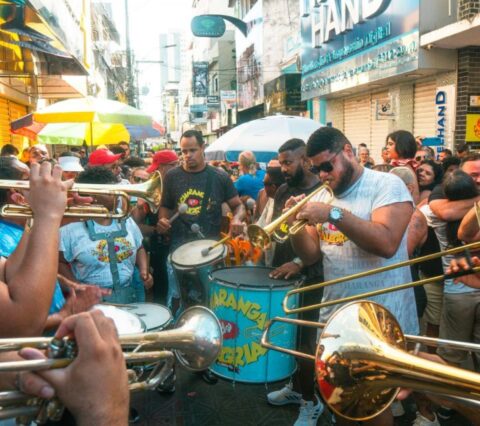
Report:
344,94,371,149
370,91,390,164
413,80,436,138
0,98,10,147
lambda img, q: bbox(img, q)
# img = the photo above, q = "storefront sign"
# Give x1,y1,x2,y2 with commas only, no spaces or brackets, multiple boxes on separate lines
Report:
207,95,220,107
466,114,480,143
435,85,456,149
264,74,306,115
301,0,420,98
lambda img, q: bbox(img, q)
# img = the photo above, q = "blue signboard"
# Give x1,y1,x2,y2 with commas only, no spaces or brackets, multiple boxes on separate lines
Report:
301,0,420,99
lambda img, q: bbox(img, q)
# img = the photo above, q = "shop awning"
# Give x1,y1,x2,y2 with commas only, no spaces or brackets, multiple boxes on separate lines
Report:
0,0,88,78
421,14,480,49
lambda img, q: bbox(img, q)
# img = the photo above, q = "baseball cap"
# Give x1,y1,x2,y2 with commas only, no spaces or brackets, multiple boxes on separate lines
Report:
147,150,178,173
59,156,84,172
88,149,122,166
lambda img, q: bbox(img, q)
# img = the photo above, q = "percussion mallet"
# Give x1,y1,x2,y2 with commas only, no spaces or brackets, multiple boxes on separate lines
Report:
201,234,230,257
169,203,188,223
191,223,206,239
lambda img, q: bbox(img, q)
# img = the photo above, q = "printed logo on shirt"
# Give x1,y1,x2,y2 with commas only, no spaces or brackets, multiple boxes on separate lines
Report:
317,222,349,246
178,188,214,215
92,238,135,263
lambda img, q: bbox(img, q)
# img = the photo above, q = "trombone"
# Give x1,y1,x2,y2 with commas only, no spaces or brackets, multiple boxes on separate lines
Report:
0,306,222,423
247,183,333,249
0,171,162,219
283,241,480,314
262,300,480,421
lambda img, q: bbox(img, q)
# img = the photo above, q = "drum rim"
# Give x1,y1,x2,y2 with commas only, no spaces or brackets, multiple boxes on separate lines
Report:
171,240,227,268
122,302,173,330
209,265,303,288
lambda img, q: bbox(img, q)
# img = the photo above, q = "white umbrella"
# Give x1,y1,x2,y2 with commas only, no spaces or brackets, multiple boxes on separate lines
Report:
205,115,323,163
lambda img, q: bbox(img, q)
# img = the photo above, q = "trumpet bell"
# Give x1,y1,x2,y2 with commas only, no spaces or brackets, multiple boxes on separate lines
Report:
247,224,271,250
172,306,223,371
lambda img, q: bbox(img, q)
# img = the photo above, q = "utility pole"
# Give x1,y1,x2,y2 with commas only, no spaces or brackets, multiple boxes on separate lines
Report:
124,0,136,106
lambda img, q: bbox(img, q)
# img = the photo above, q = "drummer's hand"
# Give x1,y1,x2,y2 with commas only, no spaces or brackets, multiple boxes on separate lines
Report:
19,311,129,426
141,271,154,289
296,202,331,226
230,218,245,237
69,285,103,314
446,256,480,288
269,262,301,280
156,218,171,234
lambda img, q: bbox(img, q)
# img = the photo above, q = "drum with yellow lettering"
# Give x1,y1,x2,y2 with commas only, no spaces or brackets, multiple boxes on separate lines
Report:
209,266,300,383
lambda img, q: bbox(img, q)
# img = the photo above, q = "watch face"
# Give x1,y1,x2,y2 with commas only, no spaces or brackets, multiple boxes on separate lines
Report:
330,208,342,221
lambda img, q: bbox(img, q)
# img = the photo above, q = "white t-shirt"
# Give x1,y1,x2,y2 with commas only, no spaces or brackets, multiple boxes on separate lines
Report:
59,218,143,288
311,167,419,335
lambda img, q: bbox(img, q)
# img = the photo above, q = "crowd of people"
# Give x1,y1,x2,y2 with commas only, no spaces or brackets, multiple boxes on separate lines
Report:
0,126,479,426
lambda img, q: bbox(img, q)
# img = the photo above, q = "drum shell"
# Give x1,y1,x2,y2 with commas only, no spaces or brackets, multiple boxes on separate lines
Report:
209,266,300,383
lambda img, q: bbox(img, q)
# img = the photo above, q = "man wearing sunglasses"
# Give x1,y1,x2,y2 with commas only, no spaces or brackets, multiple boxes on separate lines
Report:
289,127,419,426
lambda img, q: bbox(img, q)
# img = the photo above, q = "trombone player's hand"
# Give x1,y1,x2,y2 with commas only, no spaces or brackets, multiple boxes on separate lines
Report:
446,256,480,288
19,310,129,426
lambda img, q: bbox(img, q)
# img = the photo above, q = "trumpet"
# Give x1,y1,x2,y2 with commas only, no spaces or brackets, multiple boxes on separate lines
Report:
282,241,480,314
262,300,480,421
247,183,333,249
0,306,222,423
0,171,162,219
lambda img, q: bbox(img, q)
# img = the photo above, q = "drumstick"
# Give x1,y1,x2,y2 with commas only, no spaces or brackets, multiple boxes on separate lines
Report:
201,234,230,257
169,203,188,223
191,223,206,239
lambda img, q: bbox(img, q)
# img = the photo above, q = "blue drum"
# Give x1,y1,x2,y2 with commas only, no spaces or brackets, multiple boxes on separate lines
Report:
209,266,300,383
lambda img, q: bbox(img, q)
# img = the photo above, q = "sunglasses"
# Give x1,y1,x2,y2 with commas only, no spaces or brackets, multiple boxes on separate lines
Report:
133,176,148,183
309,151,341,174
415,155,426,161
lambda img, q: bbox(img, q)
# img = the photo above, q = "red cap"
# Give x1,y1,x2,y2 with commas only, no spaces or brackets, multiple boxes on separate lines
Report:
88,149,122,166
147,150,178,173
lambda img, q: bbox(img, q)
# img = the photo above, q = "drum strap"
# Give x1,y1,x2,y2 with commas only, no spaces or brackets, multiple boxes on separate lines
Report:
196,165,215,236
86,219,128,292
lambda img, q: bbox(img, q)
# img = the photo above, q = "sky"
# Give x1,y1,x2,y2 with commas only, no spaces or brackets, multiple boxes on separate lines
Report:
110,0,193,120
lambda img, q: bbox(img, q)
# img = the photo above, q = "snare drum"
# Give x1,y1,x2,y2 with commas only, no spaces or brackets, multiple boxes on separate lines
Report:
121,303,172,331
92,304,145,335
209,266,301,383
171,240,227,305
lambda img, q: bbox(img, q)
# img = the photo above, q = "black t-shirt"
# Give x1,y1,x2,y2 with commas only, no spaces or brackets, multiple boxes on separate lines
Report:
161,165,237,250
428,183,445,202
271,181,324,281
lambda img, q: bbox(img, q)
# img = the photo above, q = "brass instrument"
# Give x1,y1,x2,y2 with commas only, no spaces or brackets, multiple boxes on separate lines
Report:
247,183,333,249
283,241,480,314
0,171,162,219
262,301,480,421
0,306,222,423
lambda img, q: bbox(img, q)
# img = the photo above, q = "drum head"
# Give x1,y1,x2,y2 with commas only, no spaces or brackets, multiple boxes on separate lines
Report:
172,239,226,268
210,266,302,288
122,303,172,331
92,304,145,335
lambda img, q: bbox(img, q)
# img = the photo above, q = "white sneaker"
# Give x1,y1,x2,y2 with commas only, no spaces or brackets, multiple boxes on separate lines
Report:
294,395,324,426
391,401,405,417
412,412,440,426
267,383,303,406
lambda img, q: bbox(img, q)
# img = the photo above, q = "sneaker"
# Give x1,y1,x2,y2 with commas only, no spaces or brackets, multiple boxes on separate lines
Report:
412,412,440,426
267,383,303,406
391,401,405,417
294,395,324,426
437,406,455,420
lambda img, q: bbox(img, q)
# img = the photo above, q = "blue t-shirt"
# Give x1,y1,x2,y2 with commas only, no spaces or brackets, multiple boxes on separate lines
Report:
59,218,143,288
234,169,266,200
0,219,65,314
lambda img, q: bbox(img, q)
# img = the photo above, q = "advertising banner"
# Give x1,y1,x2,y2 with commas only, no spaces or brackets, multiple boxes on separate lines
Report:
192,62,208,97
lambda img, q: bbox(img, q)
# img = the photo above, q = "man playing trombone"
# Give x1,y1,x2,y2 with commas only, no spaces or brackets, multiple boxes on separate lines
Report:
289,127,419,426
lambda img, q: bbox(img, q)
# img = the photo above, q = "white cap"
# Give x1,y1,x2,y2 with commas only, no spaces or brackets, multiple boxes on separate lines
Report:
58,156,84,172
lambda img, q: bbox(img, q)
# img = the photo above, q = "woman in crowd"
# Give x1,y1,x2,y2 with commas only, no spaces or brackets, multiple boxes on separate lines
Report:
416,160,444,203
385,130,419,170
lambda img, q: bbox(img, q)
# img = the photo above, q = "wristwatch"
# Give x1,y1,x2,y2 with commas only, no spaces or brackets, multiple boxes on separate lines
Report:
292,257,304,268
328,206,344,224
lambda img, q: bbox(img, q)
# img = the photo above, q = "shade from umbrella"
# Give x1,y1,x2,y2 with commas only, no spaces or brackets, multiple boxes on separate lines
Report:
32,96,152,126
205,115,323,163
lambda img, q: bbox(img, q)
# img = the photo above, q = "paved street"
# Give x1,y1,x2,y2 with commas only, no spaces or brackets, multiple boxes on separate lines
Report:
131,366,472,426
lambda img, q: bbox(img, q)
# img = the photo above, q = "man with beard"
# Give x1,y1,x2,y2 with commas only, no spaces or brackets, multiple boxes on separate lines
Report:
267,138,325,426
290,127,418,426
